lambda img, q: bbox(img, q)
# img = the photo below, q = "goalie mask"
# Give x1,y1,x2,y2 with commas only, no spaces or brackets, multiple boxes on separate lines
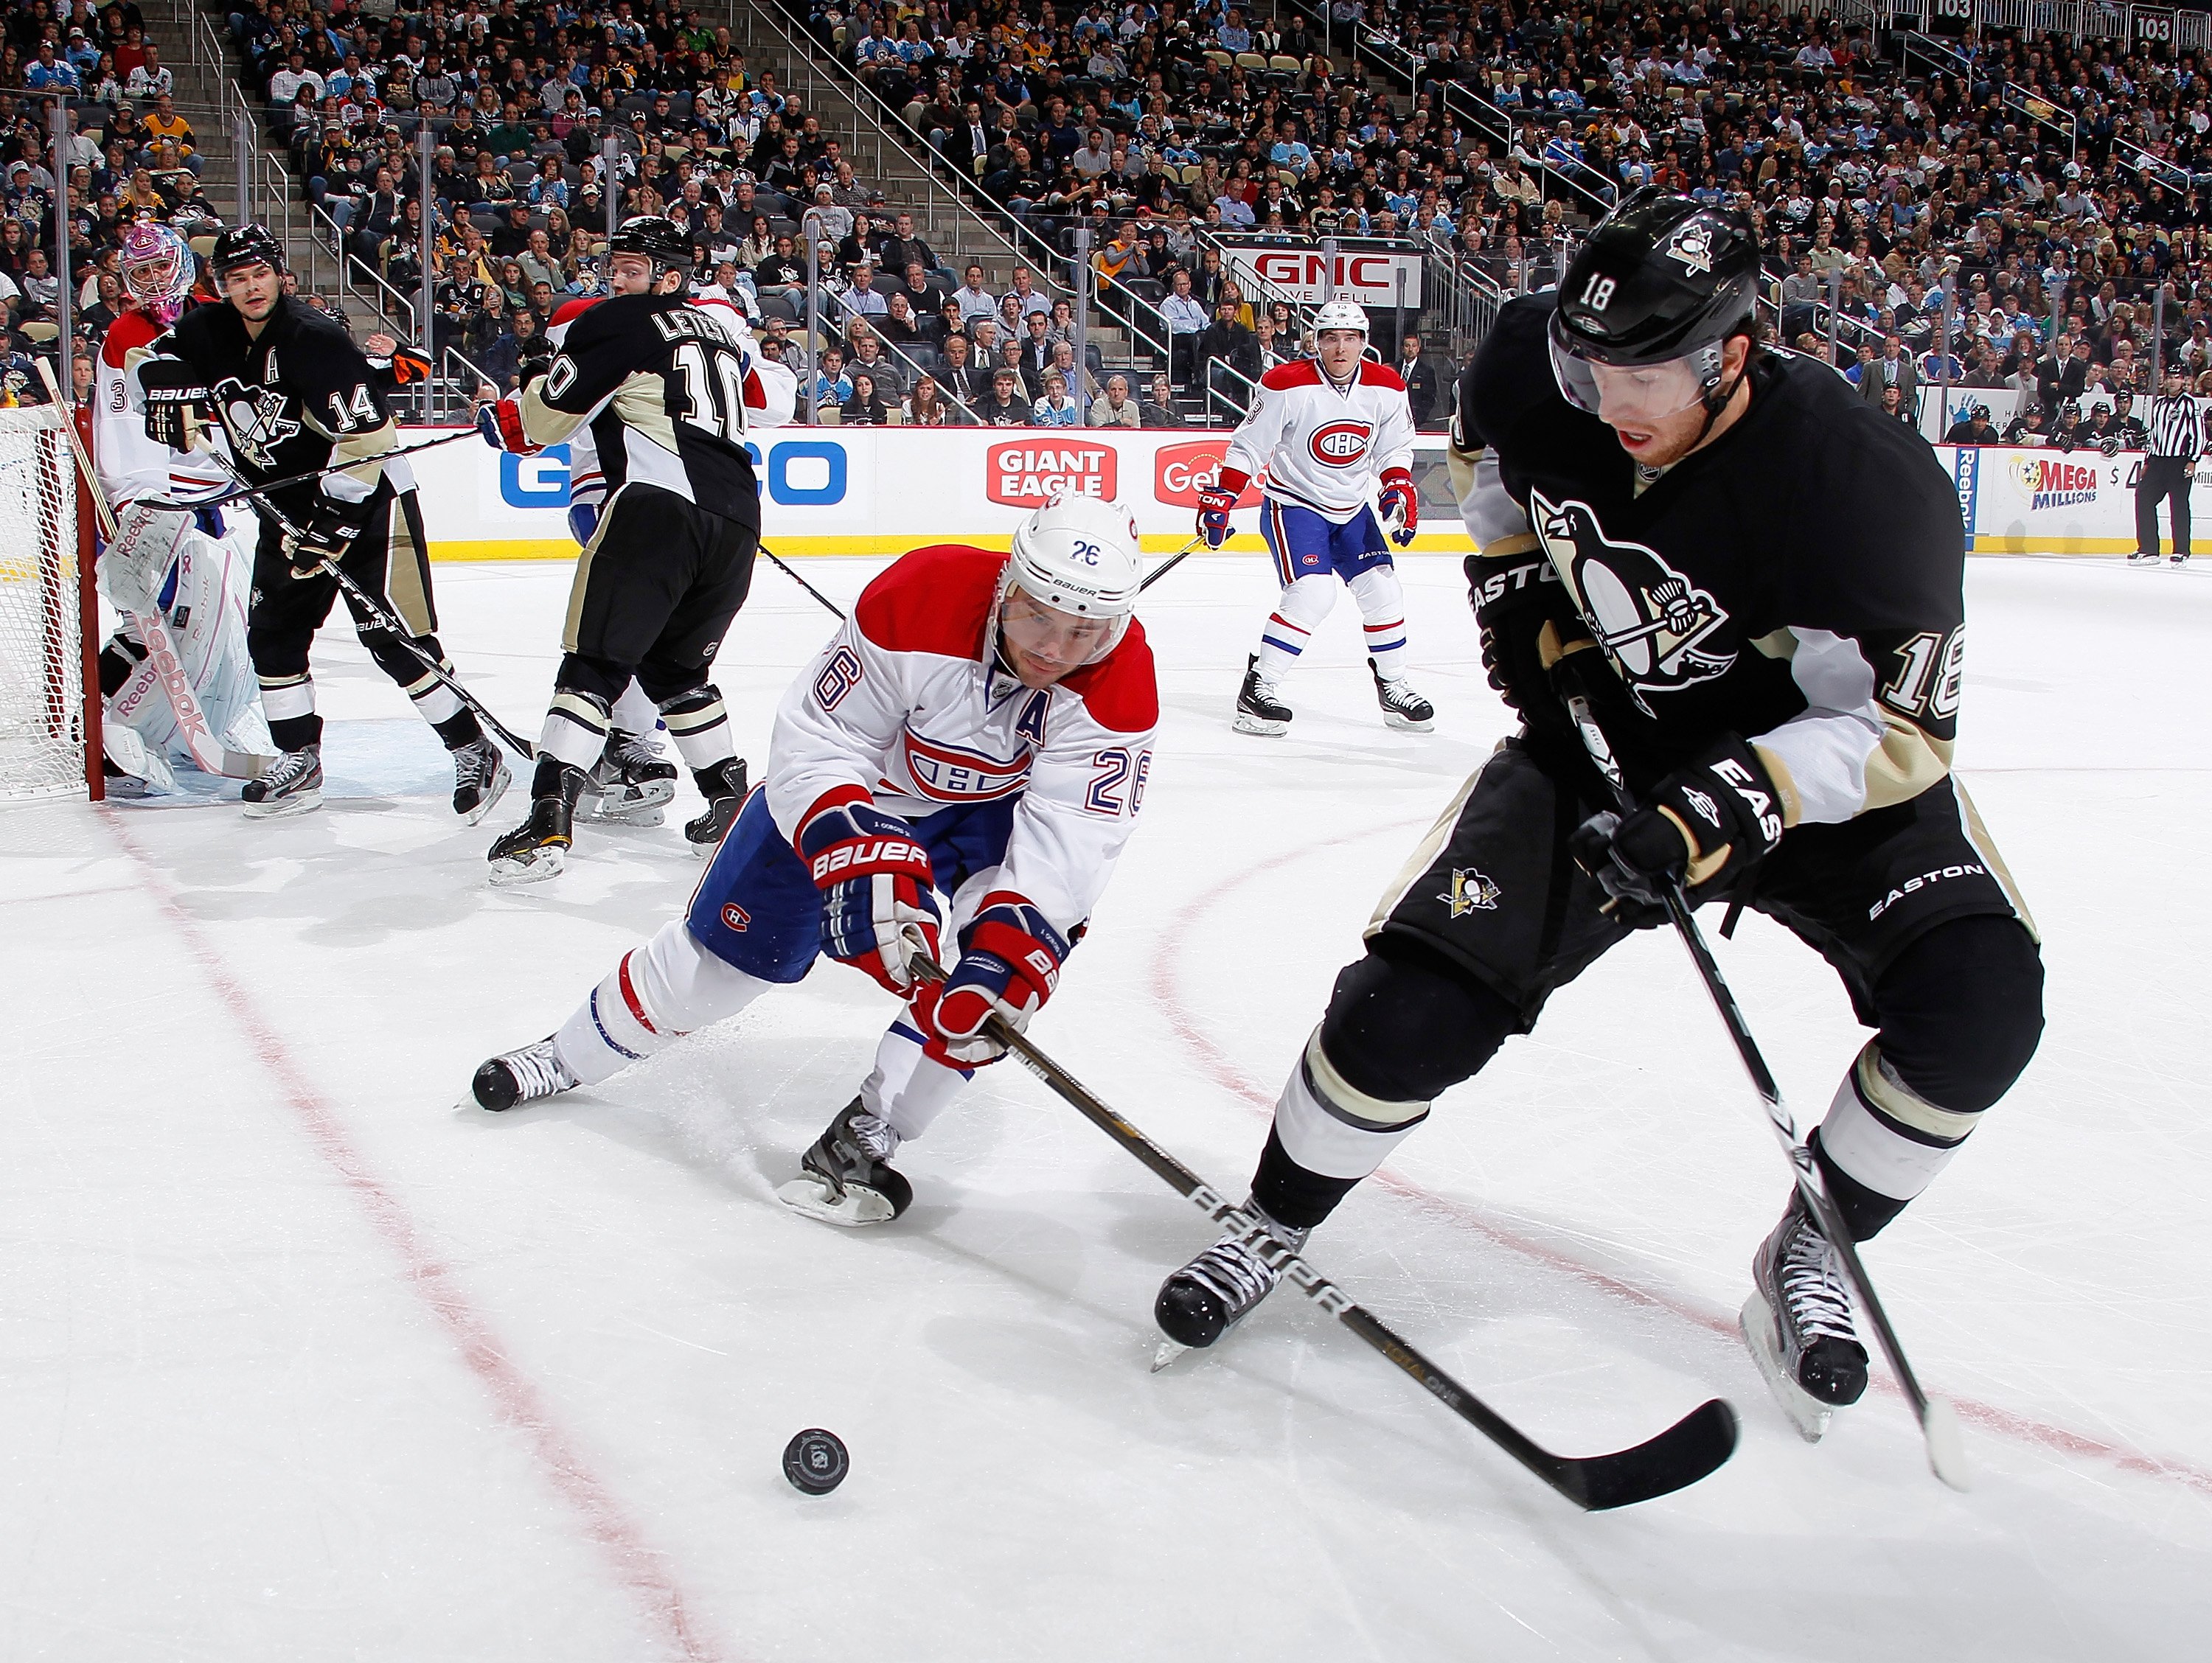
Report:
119,221,195,326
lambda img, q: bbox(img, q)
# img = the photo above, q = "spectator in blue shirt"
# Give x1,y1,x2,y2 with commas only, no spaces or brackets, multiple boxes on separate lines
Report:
1217,7,1251,53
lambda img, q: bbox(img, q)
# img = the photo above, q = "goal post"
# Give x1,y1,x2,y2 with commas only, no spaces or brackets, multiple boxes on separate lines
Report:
0,401,97,803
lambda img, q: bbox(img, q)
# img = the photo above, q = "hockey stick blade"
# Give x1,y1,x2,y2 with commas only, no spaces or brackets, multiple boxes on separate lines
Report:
937,975,1738,1508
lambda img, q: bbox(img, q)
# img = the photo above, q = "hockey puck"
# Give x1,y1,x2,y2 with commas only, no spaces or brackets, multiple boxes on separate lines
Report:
782,1429,849,1495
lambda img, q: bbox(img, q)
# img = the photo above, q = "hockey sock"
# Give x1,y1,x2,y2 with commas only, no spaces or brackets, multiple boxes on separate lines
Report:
1251,1028,1432,1231
657,686,736,774
858,1019,974,1143
611,678,661,735
1255,573,1336,684
395,655,474,744
552,918,770,1085
260,670,321,752
1809,1042,1981,1240
1348,564,1411,677
538,686,612,773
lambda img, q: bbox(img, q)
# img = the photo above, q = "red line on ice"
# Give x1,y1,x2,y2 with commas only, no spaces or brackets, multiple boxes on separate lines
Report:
1150,819,2212,1499
103,812,732,1662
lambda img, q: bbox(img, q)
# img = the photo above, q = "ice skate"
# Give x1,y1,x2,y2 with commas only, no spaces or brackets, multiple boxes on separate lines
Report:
240,745,323,818
1740,1192,1868,1442
1232,655,1291,736
1370,658,1435,732
581,729,676,826
450,736,511,825
487,764,585,885
2128,548,2163,565
471,1036,579,1110
683,757,748,857
1152,1203,1309,1369
776,1098,913,1226
2172,552,2191,567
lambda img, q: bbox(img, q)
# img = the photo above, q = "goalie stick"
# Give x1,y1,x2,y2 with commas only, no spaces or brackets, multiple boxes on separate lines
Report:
196,449,540,762
35,358,270,781
915,960,1740,1510
1565,692,1972,1492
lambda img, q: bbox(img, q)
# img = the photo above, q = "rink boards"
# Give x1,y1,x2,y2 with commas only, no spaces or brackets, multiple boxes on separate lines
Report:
400,428,2201,561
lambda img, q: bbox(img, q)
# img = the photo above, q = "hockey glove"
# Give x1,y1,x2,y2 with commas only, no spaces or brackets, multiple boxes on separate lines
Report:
1378,467,1419,547
475,394,540,455
279,502,366,579
1197,464,1248,548
1570,733,1787,920
1466,548,1594,733
567,501,599,546
926,891,1070,1065
797,788,942,995
138,359,212,451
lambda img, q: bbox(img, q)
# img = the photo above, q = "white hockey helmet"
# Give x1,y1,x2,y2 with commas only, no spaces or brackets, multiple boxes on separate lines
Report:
1312,298,1370,338
1001,489,1143,669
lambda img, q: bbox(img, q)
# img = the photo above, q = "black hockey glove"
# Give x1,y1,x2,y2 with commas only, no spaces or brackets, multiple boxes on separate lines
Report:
1466,548,1590,727
280,501,367,578
137,358,212,451
1571,733,1787,922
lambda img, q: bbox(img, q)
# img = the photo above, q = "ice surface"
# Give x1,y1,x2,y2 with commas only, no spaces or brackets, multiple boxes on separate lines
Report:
2,553,2207,1662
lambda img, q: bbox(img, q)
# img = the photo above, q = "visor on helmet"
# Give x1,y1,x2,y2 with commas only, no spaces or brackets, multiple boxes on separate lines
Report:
998,579,1128,673
1548,318,1728,425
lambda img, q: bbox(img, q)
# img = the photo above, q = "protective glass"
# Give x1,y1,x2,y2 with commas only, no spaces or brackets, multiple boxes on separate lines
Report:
1548,332,1721,425
1000,582,1127,672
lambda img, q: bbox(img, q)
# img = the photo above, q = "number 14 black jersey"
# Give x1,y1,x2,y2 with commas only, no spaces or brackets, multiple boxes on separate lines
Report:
514,292,797,523
1453,294,1967,829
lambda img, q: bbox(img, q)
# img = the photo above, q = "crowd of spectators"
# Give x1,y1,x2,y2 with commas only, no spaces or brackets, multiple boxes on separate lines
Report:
8,0,2202,444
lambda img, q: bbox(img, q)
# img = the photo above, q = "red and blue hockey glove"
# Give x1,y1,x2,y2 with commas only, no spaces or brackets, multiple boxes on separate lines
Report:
1378,467,1419,547
1197,464,1248,548
475,394,539,454
927,891,1071,1064
797,788,942,994
1571,733,1787,922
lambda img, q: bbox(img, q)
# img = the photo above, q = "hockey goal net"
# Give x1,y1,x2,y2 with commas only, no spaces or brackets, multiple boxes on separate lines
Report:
0,402,91,801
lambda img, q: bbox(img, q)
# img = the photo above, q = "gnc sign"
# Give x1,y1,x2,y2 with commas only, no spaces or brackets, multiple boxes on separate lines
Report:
986,442,1119,505
1220,246,1425,308
1153,440,1266,508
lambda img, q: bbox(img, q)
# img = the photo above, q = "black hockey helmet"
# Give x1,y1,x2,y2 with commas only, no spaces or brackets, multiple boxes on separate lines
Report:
1548,187,1759,421
608,214,692,287
209,223,287,280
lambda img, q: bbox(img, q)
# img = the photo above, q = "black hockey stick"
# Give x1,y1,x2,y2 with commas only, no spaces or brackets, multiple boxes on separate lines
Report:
756,540,847,619
198,450,540,762
1138,535,1206,592
190,427,488,509
918,961,1739,1510
1565,694,1970,1491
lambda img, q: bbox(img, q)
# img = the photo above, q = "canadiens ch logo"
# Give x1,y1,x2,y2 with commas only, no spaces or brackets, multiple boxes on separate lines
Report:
1440,867,1502,916
212,377,300,470
1530,489,1734,717
1307,419,1372,468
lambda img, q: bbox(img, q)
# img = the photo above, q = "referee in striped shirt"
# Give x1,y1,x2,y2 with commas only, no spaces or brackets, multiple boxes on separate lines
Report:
2136,368,2202,565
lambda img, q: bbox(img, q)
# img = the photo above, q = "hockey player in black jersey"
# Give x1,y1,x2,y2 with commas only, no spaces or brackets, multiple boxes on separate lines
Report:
1155,190,2045,1443
474,215,797,882
131,226,506,821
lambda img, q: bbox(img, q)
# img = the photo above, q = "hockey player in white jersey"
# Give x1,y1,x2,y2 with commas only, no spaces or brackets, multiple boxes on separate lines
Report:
467,493,1158,1225
90,220,271,794
1196,299,1433,736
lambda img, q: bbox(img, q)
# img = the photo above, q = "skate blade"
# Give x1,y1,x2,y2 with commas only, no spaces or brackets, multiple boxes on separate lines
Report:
1150,1339,1193,1373
241,787,324,820
487,845,566,886
456,763,513,827
775,1175,900,1227
581,800,669,826
1740,1291,1833,1443
1231,712,1288,736
1381,711,1435,733
581,781,675,823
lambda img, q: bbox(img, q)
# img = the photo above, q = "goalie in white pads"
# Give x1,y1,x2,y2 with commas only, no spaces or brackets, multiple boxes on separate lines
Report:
1197,299,1433,737
468,493,1157,1225
91,220,271,793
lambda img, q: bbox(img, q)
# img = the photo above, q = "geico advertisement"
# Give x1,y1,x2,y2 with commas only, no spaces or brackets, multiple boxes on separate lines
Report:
412,428,1465,557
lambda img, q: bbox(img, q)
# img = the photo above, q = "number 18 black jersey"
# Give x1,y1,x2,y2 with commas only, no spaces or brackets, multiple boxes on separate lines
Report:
514,291,797,524
1453,293,1967,829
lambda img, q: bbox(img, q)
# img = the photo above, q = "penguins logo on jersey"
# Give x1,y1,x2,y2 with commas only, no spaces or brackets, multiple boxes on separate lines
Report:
1530,489,1733,716
212,377,300,470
